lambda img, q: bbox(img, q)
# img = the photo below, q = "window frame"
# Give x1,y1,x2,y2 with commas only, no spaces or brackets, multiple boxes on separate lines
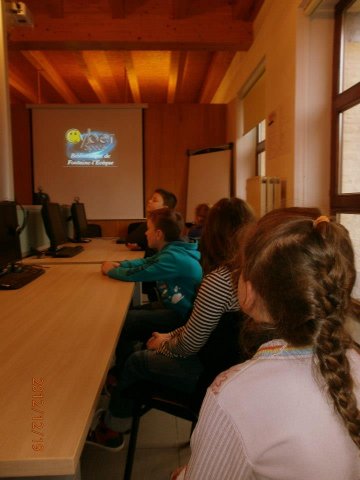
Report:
255,120,266,176
331,0,360,214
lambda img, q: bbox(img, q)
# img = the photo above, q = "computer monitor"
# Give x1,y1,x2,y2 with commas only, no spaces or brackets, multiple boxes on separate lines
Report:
41,202,68,252
71,202,89,242
0,201,22,272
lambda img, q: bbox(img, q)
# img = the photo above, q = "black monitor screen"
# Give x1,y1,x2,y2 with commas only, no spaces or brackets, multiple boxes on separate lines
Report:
0,201,21,270
41,202,68,251
71,202,88,241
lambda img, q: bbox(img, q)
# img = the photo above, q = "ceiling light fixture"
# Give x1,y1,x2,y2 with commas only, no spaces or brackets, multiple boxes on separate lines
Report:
6,1,33,27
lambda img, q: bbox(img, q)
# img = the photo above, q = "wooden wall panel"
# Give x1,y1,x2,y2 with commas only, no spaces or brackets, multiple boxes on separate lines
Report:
11,103,227,236
144,104,227,216
11,104,33,205
90,219,140,238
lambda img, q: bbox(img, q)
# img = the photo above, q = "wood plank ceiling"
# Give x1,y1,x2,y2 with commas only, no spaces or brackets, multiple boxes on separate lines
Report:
5,0,265,105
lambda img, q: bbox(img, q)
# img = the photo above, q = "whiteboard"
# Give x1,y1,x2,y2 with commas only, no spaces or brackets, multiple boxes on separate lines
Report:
186,147,232,222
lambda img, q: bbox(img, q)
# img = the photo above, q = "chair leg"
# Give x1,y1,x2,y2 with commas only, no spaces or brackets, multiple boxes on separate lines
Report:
123,406,141,480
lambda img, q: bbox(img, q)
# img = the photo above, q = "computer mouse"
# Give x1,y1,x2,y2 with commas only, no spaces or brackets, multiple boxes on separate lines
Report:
116,238,126,244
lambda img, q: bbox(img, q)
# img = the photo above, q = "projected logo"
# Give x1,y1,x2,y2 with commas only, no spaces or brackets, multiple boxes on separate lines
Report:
65,128,117,166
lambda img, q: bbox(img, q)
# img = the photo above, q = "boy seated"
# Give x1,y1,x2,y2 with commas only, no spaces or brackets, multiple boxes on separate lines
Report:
125,187,178,301
125,188,177,254
102,207,203,374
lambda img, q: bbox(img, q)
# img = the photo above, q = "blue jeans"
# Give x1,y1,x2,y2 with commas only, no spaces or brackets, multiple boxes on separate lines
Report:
108,350,204,423
115,303,186,372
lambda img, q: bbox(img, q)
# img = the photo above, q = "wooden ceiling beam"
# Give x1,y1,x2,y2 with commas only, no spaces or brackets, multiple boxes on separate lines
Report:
232,0,264,21
21,51,79,103
8,17,253,51
81,51,111,103
123,52,141,103
198,51,235,103
47,0,64,18
172,0,190,19
167,51,187,103
104,52,126,101
86,77,108,103
108,0,126,19
8,71,38,103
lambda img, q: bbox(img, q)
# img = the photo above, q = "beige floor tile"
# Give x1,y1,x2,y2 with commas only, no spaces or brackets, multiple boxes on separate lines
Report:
81,408,192,480
131,447,180,480
137,410,179,448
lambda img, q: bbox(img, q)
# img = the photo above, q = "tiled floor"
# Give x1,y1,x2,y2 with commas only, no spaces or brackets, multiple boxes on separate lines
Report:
1,398,192,480
82,293,192,480
81,409,192,480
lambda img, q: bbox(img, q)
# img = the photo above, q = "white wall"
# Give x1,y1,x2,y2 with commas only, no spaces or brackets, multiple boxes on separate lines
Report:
0,0,14,201
217,0,334,212
226,91,256,201
294,8,334,214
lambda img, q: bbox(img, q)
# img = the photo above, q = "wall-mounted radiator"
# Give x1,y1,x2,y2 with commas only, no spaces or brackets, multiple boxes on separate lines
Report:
246,176,283,218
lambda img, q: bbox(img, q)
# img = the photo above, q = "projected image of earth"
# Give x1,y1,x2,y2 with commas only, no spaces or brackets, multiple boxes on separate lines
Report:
65,128,117,166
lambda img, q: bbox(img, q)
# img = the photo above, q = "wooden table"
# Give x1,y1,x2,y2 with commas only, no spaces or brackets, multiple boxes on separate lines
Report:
22,237,144,307
23,238,142,265
0,263,136,478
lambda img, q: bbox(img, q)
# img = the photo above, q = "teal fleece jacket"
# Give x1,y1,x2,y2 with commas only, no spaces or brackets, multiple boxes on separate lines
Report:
107,241,202,318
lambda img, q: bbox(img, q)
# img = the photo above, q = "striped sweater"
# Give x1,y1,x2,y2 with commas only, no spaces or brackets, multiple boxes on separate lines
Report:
157,266,239,358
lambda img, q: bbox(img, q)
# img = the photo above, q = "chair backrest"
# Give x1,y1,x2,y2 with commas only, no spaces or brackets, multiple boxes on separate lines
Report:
122,311,245,480
124,310,245,415
192,310,245,410
86,223,102,237
127,221,145,235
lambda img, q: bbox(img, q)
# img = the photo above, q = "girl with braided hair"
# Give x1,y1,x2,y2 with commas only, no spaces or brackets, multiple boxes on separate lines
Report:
176,213,360,480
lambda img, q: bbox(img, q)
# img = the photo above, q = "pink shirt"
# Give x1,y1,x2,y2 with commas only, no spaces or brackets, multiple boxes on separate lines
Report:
183,340,360,480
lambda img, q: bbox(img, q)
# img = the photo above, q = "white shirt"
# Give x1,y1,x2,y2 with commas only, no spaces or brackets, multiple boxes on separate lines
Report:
183,339,360,480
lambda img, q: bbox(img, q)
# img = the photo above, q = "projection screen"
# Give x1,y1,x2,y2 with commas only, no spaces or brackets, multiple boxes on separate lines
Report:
31,105,145,219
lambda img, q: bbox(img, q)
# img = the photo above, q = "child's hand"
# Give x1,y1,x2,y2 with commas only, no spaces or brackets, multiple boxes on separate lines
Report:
101,261,120,275
170,466,186,480
126,243,142,251
146,332,171,350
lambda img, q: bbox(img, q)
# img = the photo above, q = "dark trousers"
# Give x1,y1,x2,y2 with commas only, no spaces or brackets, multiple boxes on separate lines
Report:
114,302,185,374
109,349,204,420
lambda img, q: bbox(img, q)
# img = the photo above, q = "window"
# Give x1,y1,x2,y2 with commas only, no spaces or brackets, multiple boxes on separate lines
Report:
339,213,360,300
338,104,360,194
256,119,266,176
339,2,360,92
332,0,360,300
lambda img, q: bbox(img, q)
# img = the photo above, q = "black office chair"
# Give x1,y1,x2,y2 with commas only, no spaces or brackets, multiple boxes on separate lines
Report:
127,221,145,235
86,223,102,237
122,311,245,480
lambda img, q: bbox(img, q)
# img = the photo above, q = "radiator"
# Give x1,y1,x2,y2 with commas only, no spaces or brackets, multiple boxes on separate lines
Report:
246,176,282,218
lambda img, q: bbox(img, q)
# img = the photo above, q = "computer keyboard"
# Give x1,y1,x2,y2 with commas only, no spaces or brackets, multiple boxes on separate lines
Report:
51,245,84,258
0,265,45,290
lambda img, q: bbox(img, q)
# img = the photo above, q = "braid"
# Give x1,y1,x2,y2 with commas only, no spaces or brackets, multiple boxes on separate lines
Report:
312,220,360,449
315,321,360,448
242,213,360,449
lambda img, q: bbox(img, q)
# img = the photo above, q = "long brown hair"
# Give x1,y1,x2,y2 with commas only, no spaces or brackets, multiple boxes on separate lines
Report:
200,197,255,275
241,213,360,448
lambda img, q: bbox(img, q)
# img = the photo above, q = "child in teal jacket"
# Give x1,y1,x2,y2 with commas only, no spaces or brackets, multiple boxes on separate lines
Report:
106,240,201,319
101,208,202,371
